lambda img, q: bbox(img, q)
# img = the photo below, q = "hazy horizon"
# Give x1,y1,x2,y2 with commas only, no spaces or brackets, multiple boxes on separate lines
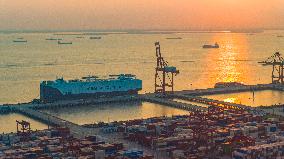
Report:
1,0,284,31
0,28,282,32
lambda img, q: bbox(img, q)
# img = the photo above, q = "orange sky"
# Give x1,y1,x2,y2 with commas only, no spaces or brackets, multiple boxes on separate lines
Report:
0,0,284,30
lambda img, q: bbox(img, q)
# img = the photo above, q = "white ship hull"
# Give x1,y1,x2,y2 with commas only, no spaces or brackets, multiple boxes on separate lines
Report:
40,74,142,102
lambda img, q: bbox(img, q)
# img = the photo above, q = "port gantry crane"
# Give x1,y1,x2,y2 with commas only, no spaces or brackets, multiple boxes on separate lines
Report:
154,42,179,95
16,120,31,134
16,120,32,141
260,52,284,84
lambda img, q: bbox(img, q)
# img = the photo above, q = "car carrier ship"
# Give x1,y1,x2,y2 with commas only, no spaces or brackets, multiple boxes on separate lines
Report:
40,74,142,102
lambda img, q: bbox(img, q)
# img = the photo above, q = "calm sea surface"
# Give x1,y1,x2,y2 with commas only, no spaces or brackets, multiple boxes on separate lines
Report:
42,102,189,125
1,30,284,132
1,30,284,104
203,90,284,107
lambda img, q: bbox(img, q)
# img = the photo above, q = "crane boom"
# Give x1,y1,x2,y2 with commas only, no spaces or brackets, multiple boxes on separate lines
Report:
260,52,284,84
154,42,179,94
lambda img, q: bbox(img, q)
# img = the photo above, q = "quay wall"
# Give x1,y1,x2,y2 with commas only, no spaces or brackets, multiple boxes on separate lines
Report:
178,84,277,96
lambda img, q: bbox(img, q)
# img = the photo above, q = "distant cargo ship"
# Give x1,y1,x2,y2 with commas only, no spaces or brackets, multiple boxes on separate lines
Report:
13,39,27,43
40,74,142,102
90,37,101,39
58,41,72,45
203,42,219,49
46,38,63,41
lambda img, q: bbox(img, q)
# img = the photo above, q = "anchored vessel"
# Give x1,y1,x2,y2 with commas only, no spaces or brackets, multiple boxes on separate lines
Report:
203,42,219,48
13,40,27,43
40,74,142,102
46,38,63,41
90,36,101,39
58,41,72,45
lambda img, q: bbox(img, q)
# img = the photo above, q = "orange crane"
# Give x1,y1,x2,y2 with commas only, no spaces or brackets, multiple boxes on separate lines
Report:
260,52,284,84
154,42,179,94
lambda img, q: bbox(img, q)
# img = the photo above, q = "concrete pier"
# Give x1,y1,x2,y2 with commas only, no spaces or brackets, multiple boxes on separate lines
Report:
141,94,207,112
176,84,278,96
170,94,251,110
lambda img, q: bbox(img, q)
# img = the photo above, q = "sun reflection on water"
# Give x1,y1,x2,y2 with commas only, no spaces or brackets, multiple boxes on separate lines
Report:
204,90,284,107
204,33,250,84
224,97,240,104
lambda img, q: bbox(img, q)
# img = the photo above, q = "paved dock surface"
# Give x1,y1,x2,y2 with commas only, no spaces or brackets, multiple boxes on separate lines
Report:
99,132,170,159
170,94,251,110
140,94,207,112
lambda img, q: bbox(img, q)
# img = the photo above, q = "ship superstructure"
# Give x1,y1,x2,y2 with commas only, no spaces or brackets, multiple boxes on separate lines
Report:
40,74,142,102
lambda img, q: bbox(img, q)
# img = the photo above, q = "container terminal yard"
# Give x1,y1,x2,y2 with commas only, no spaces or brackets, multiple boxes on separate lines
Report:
1,45,284,158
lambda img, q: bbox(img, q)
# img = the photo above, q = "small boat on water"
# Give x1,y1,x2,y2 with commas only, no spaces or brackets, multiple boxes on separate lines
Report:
277,35,284,38
46,38,62,41
214,82,245,88
58,41,72,45
13,39,27,43
76,36,84,39
90,36,101,40
202,42,219,49
258,61,266,64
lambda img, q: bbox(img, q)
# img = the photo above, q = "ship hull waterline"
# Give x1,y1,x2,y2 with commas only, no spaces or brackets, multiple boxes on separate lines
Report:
40,85,140,103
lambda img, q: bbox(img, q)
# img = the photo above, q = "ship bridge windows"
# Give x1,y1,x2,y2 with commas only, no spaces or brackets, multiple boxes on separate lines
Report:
88,87,97,90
